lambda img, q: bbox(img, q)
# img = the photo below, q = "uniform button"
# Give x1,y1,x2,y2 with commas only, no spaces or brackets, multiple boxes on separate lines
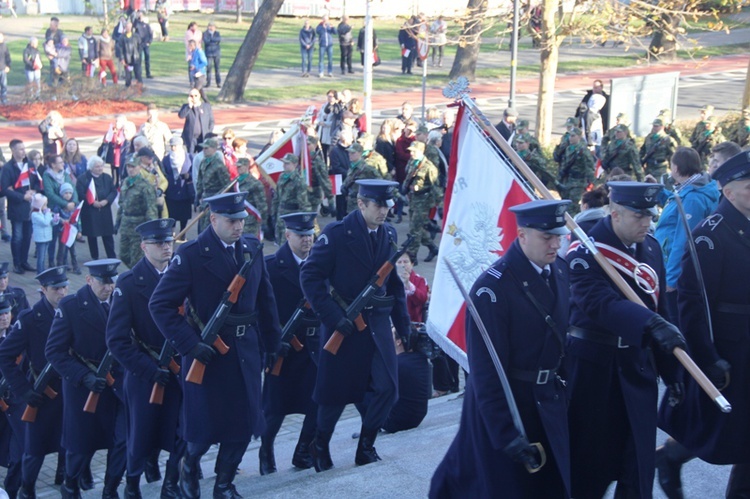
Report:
205,247,209,251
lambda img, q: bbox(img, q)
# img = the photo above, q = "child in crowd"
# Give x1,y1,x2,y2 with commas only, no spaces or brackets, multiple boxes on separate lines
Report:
53,183,80,274
27,149,44,176
31,193,59,274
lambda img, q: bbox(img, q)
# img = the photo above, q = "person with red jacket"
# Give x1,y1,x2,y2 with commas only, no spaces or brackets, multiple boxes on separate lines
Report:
396,252,428,322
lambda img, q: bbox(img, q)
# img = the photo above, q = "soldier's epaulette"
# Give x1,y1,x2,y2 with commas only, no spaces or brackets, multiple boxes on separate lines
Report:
486,261,507,280
701,213,723,231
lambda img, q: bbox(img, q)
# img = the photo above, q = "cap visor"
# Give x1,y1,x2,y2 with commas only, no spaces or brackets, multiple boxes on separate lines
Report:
289,228,315,236
545,226,570,236
218,211,249,220
49,280,70,289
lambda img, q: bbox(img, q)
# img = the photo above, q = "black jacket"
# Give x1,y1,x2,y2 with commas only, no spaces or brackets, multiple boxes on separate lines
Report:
116,32,141,65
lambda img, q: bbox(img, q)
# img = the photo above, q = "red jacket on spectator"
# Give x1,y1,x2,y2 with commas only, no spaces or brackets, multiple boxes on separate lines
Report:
406,271,429,322
394,133,415,184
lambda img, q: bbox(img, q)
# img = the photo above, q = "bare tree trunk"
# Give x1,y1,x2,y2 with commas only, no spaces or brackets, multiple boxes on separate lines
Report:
236,0,242,23
217,0,285,103
448,0,487,81
535,0,559,146
744,56,750,110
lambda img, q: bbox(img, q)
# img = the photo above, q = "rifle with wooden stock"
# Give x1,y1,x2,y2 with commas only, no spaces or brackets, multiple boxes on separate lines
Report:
267,300,309,376
21,363,59,423
83,350,116,414
185,244,264,385
149,341,181,405
323,235,413,355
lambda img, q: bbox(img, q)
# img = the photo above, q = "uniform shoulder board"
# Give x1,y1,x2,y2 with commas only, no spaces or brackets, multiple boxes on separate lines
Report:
486,267,503,280
702,213,723,231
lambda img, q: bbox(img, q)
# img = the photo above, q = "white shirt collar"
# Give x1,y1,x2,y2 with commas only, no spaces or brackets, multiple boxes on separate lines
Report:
528,260,550,276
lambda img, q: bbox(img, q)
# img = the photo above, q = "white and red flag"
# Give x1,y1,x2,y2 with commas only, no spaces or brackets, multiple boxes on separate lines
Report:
14,163,30,189
328,174,343,195
262,124,311,184
426,104,533,371
60,201,84,247
85,178,97,205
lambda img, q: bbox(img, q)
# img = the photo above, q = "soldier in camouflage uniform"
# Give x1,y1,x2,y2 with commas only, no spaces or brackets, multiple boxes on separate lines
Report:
558,127,595,215
403,142,439,263
658,108,683,146
729,106,750,148
236,157,267,237
516,134,558,190
639,118,677,181
358,133,390,179
273,153,312,240
307,136,336,216
195,138,231,233
117,159,158,268
511,120,541,153
693,116,725,167
601,125,643,181
342,143,382,213
134,148,170,218
689,105,714,149
553,117,577,167
601,113,633,149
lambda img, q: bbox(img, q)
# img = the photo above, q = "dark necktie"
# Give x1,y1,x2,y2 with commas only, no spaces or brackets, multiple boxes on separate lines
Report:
227,245,236,265
541,268,551,288
370,230,378,249
101,301,110,316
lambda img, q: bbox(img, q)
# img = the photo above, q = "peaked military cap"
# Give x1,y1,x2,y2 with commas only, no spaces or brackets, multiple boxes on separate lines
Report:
407,141,425,153
652,118,664,126
607,181,660,216
347,143,364,154
281,212,317,236
205,192,249,219
510,199,571,235
85,258,121,284
36,266,69,288
282,153,300,164
0,262,9,278
136,218,176,242
565,117,577,127
712,150,750,186
199,138,219,149
0,294,11,314
356,179,399,208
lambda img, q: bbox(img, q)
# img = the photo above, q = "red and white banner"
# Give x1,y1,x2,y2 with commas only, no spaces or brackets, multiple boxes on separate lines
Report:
329,174,343,195
86,178,97,205
262,124,311,184
426,104,533,371
60,201,84,248
14,163,30,189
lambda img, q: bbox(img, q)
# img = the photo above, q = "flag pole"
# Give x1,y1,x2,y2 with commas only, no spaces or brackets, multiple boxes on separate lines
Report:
442,77,731,414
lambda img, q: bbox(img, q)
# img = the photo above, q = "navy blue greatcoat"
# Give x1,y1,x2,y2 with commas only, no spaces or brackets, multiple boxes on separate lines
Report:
149,226,281,445
565,216,680,499
262,242,319,417
299,209,411,407
106,257,182,464
659,198,750,464
430,240,571,498
0,296,63,457
45,285,124,454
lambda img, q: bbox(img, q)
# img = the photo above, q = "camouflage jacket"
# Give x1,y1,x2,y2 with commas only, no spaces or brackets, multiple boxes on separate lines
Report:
404,156,439,195
560,143,595,184
602,139,643,180
273,170,311,217
310,151,334,199
118,173,157,222
196,153,230,203
364,150,390,179
639,132,676,167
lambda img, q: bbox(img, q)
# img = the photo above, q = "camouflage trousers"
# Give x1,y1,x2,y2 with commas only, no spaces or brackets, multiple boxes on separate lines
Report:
561,182,587,216
644,163,668,182
408,195,434,255
119,217,148,268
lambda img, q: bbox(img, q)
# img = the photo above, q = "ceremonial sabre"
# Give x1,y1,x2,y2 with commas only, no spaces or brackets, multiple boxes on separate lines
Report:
443,77,731,414
445,260,546,473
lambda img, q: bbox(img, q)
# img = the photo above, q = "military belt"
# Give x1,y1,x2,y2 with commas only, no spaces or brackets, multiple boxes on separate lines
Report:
507,367,558,385
330,288,395,311
186,301,258,337
568,326,629,349
717,302,750,315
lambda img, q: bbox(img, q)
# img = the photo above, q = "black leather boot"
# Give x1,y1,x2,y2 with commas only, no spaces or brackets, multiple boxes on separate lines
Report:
424,243,439,262
145,450,162,483
291,433,314,470
180,452,202,499
124,475,142,499
213,463,242,499
101,472,122,499
613,483,639,499
61,480,81,499
258,437,276,476
160,457,180,499
309,431,334,472
54,456,65,486
655,438,692,499
79,464,94,491
17,485,35,499
355,427,382,466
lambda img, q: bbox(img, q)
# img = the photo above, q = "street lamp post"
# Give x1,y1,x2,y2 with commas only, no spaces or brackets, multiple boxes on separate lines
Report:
363,0,373,127
509,0,520,108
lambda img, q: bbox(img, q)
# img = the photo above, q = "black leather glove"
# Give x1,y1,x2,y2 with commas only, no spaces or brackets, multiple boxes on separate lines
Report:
188,342,216,365
23,390,46,408
82,372,107,393
705,358,731,391
277,342,291,358
150,368,171,387
666,382,685,407
335,317,356,337
503,435,542,469
644,314,687,354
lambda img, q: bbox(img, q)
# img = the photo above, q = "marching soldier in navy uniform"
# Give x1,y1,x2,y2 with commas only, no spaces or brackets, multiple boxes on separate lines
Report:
658,151,750,498
299,179,411,472
259,212,321,475
149,192,282,498
46,259,127,499
0,262,30,323
0,294,23,498
565,182,686,498
0,267,68,498
430,200,573,498
106,219,183,499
